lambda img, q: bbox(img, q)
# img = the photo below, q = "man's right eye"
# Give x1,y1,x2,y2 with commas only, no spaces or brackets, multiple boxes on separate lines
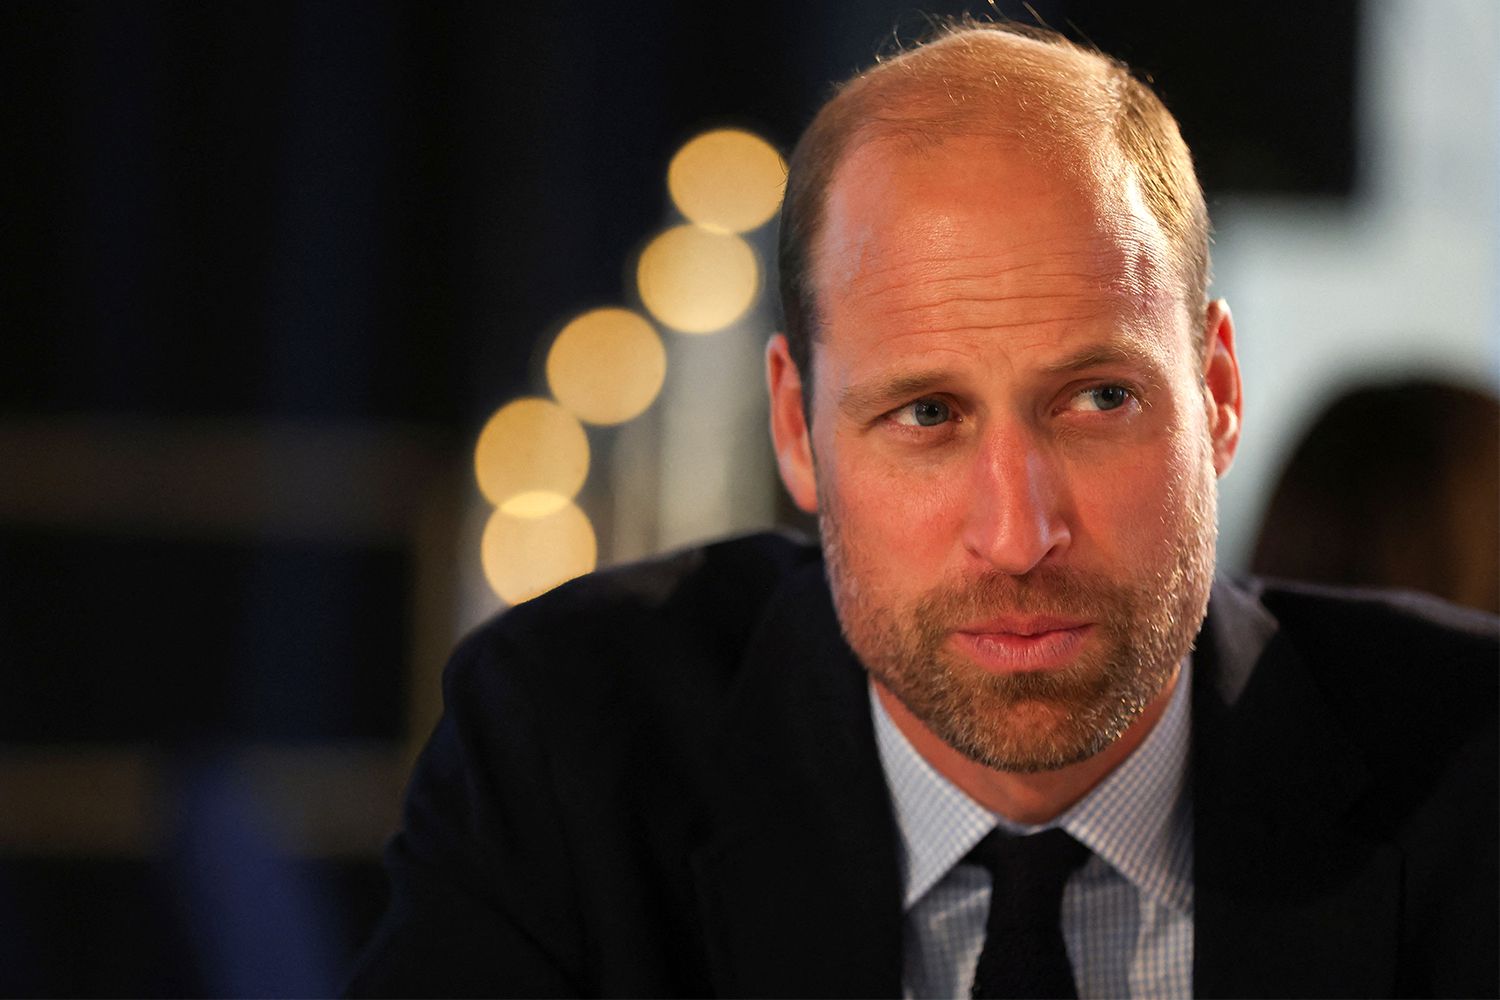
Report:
890,398,953,427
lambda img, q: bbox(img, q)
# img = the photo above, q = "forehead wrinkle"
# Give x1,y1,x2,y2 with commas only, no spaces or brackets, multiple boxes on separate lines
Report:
829,250,1037,306
863,256,1039,287
878,287,1121,312
908,313,1114,336
851,275,1119,330
839,231,1167,305
838,261,1141,319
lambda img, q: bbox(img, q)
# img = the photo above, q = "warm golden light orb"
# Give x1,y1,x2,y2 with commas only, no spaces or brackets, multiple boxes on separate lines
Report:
480,500,597,605
545,308,667,425
668,128,787,234
636,225,759,334
473,398,589,512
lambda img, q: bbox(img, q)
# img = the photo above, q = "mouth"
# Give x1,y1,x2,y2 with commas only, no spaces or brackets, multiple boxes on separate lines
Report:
950,618,1094,674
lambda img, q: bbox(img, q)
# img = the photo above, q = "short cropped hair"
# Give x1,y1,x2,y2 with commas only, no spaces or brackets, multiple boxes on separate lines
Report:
777,20,1211,387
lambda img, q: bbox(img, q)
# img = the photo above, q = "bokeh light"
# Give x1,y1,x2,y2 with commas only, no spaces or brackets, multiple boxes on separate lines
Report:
546,308,667,425
474,398,589,514
636,225,759,333
481,500,597,605
668,128,787,234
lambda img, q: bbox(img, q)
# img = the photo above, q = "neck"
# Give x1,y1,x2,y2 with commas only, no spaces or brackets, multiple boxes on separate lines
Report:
873,666,1180,826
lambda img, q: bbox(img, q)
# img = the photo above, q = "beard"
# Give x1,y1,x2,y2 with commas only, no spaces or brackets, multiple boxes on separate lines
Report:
821,456,1218,774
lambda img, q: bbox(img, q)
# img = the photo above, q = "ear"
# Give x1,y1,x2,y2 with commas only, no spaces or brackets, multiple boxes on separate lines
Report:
766,334,819,513
1201,298,1243,477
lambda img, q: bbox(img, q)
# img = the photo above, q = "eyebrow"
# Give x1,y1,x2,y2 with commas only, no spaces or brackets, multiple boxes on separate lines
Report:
839,370,955,417
1038,341,1168,377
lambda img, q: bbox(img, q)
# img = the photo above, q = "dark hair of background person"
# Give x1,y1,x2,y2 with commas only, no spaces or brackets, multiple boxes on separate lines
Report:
1251,378,1500,614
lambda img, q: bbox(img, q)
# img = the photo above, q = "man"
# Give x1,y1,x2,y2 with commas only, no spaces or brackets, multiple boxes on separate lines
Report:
349,22,1498,999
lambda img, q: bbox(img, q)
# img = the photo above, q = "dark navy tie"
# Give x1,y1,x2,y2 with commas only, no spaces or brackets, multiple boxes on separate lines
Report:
967,828,1091,999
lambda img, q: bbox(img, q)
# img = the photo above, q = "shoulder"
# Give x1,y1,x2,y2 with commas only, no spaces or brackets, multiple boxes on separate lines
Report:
457,530,819,662
400,531,824,899
1247,583,1497,994
442,531,822,726
1222,577,1497,809
1250,578,1498,664
484,529,817,637
1238,575,1496,708
354,541,823,996
1245,578,1497,730
1203,577,1497,710
1199,577,1497,810
1194,581,1498,999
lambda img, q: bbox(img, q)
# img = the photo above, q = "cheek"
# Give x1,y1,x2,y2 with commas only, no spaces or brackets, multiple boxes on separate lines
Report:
827,446,967,558
1144,433,1214,543
1161,399,1216,496
1065,425,1209,559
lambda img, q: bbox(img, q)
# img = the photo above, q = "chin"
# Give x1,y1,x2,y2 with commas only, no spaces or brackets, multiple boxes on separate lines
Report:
893,668,1154,773
957,698,1147,773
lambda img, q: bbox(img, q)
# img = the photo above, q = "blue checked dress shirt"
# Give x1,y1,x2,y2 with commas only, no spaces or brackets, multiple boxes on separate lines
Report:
870,660,1194,999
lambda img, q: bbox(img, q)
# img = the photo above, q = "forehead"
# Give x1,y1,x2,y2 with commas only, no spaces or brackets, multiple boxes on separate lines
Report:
811,134,1186,366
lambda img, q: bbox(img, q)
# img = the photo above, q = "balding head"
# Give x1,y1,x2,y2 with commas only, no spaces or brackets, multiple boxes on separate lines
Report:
777,22,1210,388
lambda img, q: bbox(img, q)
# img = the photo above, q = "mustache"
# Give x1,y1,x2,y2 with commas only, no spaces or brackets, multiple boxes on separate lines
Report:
911,566,1137,631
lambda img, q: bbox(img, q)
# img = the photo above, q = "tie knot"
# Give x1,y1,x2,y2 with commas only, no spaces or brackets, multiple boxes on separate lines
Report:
966,828,1091,923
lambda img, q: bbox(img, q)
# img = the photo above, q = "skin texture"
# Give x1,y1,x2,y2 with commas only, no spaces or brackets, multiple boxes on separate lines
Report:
767,134,1242,824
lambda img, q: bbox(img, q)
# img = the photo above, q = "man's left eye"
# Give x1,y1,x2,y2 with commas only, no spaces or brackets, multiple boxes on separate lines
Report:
890,398,953,427
1071,385,1133,412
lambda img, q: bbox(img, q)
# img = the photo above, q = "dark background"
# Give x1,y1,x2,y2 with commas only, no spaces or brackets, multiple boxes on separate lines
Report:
0,1,1358,994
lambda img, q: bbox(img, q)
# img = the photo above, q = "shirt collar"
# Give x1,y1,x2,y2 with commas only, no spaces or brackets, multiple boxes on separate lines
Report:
871,658,1194,916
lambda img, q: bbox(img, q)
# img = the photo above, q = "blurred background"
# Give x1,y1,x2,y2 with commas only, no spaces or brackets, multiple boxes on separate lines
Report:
1,0,1495,994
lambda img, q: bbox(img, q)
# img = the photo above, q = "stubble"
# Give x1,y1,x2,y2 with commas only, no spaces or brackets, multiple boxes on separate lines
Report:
821,457,1217,773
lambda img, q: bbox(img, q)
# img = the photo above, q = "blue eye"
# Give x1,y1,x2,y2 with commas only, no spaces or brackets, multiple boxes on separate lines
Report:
1089,386,1130,411
892,398,953,427
1068,385,1133,413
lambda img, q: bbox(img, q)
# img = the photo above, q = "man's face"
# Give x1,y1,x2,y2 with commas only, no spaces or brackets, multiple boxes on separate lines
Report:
768,135,1241,773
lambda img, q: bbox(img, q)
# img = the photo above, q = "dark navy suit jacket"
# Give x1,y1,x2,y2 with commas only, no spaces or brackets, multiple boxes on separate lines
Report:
347,533,1498,998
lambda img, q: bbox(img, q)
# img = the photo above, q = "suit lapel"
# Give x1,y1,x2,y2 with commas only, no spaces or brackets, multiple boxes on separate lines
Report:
692,562,904,998
1192,580,1400,998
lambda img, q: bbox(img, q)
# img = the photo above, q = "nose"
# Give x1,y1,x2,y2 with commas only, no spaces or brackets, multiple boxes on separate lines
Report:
961,426,1072,575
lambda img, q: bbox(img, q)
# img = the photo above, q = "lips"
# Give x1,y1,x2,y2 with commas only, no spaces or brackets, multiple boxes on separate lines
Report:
951,618,1094,674
958,615,1091,637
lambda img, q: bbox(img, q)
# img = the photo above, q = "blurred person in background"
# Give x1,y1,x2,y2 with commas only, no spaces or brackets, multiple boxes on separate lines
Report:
1252,378,1500,615
348,20,1498,999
